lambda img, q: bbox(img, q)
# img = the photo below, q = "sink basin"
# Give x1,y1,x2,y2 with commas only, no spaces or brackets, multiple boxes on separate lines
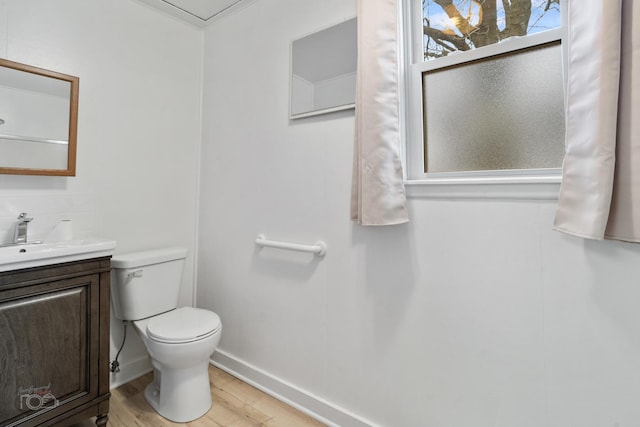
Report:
0,239,116,272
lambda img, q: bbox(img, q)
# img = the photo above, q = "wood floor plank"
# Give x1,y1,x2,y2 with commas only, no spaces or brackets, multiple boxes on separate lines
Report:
253,394,326,427
70,365,325,426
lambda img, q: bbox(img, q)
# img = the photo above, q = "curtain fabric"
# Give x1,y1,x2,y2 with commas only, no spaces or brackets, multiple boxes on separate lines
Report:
350,0,409,226
554,0,640,242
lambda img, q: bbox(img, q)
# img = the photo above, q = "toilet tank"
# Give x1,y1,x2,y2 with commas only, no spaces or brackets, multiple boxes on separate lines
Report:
111,247,187,321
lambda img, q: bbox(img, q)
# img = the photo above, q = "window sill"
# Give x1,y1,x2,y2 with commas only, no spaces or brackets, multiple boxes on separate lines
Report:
404,174,561,200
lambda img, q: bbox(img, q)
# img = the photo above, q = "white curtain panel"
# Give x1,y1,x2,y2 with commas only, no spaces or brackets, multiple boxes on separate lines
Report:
554,0,640,242
350,0,409,226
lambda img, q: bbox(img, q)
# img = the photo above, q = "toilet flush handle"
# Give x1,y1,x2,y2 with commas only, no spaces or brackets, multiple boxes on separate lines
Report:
127,269,144,278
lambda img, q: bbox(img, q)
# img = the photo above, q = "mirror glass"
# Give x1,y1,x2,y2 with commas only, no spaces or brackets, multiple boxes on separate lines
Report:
290,18,357,119
0,58,78,176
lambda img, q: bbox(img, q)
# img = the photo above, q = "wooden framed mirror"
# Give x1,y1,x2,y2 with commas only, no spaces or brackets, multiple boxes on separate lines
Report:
0,58,79,176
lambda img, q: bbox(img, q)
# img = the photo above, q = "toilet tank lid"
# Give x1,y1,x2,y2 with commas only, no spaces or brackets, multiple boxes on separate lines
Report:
111,247,188,269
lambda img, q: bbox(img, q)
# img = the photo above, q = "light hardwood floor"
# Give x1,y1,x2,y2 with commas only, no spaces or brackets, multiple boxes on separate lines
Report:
73,366,326,427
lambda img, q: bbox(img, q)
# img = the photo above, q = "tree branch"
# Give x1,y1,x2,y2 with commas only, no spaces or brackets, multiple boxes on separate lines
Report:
424,25,471,52
433,0,478,36
544,0,559,12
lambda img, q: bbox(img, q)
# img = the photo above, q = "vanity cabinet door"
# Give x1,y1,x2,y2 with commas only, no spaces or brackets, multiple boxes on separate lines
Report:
0,274,99,426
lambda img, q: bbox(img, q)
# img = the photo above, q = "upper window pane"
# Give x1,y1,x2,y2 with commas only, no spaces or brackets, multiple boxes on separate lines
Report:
422,0,561,61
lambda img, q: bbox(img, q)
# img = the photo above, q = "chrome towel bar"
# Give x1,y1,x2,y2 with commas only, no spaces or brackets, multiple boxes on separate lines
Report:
255,234,327,257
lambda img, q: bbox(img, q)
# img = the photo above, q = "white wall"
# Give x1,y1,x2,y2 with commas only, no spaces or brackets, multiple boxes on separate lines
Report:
0,85,69,169
199,1,640,426
0,0,202,386
291,74,314,115
0,85,69,140
313,71,355,111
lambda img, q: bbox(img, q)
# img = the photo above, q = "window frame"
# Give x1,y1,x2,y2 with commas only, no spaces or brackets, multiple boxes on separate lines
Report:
399,0,568,199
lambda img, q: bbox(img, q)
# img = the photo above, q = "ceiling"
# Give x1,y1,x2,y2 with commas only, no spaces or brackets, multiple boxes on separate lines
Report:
136,0,251,27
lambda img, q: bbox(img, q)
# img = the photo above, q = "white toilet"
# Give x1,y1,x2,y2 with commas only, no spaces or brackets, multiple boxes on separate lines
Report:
110,247,222,423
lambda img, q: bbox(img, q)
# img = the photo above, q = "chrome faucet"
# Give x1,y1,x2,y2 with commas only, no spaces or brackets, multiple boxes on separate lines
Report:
13,213,33,244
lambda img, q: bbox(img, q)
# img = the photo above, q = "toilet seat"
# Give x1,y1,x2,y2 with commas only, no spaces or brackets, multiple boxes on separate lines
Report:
146,307,221,344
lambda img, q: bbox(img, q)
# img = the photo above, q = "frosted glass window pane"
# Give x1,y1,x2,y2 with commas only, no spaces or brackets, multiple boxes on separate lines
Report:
423,43,565,173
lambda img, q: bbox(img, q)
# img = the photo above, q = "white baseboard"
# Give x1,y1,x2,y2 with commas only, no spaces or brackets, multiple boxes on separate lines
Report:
211,350,378,427
109,355,152,390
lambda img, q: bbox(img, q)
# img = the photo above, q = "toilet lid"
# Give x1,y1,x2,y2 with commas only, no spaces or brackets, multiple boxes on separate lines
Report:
146,307,221,344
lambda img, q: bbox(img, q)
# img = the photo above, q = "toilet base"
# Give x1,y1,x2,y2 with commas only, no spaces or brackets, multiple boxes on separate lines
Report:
144,363,212,423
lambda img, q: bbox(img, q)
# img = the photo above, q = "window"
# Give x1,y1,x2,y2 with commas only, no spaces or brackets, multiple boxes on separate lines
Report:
403,0,567,185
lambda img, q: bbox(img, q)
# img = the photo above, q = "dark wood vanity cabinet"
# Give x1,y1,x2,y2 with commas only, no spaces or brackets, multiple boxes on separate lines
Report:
0,257,111,427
